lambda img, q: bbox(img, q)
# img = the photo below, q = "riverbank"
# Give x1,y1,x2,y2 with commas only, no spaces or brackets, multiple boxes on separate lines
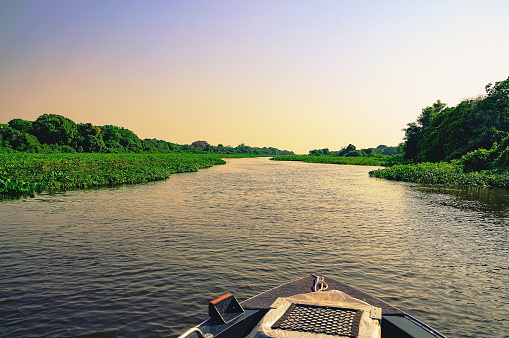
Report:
272,154,509,189
369,162,509,189
270,154,403,166
0,152,225,197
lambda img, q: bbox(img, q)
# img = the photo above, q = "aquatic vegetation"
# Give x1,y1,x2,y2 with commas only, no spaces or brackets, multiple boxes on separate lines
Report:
0,179,42,198
0,153,225,197
271,154,402,167
369,162,509,188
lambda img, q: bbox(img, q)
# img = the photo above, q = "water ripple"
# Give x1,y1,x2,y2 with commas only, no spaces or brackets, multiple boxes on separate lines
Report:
0,158,508,337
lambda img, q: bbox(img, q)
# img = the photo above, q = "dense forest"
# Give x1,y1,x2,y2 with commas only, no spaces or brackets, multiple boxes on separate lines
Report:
271,75,509,188
0,114,294,156
402,75,509,171
314,75,509,169
369,76,509,188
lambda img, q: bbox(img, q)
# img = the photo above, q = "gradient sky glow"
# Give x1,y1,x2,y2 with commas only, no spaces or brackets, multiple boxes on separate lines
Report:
1,0,509,153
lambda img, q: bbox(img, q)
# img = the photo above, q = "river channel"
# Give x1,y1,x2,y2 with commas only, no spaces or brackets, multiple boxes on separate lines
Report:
1,157,508,337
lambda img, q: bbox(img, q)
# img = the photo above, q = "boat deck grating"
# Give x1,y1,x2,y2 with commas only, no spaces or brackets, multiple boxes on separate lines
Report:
271,303,363,337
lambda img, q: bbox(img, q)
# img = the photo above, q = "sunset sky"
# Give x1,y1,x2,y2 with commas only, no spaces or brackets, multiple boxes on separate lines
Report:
1,0,508,154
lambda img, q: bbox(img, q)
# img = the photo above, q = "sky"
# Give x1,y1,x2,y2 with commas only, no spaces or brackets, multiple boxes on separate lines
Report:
1,0,509,154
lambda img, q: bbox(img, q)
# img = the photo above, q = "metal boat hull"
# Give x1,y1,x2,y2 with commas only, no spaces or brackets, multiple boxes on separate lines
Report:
178,274,446,338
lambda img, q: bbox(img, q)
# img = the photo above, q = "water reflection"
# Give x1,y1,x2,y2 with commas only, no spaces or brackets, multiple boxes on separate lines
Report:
0,158,508,337
416,184,509,219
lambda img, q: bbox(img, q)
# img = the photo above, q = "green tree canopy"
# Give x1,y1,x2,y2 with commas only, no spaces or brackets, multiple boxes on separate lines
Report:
75,123,105,153
0,123,41,152
8,118,33,133
1,114,295,156
402,76,509,163
31,114,78,145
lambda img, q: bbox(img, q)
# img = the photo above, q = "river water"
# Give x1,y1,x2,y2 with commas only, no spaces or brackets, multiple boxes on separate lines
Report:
0,158,508,337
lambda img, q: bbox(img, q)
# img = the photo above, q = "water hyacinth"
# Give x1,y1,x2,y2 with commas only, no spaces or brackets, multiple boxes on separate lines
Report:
369,162,509,189
271,154,397,166
0,178,41,197
0,153,225,197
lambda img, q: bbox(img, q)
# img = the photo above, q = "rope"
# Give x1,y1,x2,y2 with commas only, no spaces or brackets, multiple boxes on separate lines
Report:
313,275,329,292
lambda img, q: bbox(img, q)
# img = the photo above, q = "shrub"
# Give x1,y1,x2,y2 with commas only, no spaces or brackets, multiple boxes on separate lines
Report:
459,148,492,172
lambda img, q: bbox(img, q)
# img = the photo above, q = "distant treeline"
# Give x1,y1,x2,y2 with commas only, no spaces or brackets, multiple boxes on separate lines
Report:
272,144,404,168
0,114,294,156
402,75,509,171
308,144,402,157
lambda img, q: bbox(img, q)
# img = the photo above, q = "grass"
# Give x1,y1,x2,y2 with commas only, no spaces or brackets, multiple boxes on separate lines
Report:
0,152,225,197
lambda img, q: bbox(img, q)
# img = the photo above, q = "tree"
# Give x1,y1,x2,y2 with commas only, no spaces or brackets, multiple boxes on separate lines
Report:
459,148,492,172
117,127,142,152
12,133,42,152
75,123,105,152
373,145,400,156
402,100,448,161
309,148,329,155
31,114,78,145
337,144,356,156
484,77,509,124
0,124,15,148
192,140,209,148
142,138,174,152
402,77,509,163
99,125,143,152
345,149,364,157
494,147,509,170
100,125,123,152
235,143,252,154
8,118,33,133
0,123,41,152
